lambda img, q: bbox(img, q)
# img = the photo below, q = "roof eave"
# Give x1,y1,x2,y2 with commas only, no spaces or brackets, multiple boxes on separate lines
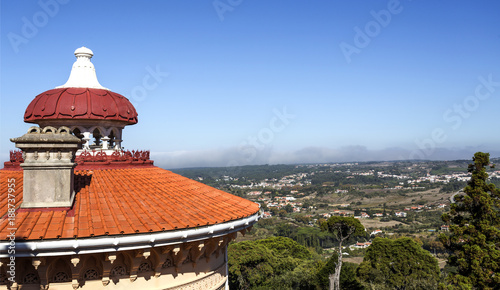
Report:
0,212,260,258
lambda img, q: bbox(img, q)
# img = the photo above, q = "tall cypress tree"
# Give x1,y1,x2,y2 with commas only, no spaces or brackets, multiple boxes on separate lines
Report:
440,152,500,288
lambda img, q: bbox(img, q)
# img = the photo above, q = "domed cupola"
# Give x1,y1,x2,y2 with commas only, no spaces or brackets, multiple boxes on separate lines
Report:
23,47,138,154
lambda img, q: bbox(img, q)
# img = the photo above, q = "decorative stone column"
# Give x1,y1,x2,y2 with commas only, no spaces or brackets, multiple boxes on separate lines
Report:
82,131,91,150
114,138,123,150
101,136,110,150
11,126,81,208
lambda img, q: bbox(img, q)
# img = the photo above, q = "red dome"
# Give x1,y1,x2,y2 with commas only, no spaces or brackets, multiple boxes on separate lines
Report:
24,87,138,124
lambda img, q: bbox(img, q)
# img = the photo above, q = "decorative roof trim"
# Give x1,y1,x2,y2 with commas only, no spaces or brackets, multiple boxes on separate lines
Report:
4,149,155,170
0,212,260,258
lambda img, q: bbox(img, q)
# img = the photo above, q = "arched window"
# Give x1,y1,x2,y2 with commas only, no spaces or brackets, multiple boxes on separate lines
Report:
109,130,116,148
73,127,84,139
92,128,102,147
48,258,72,283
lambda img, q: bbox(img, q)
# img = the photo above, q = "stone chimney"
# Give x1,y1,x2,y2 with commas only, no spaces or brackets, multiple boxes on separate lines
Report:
11,126,81,208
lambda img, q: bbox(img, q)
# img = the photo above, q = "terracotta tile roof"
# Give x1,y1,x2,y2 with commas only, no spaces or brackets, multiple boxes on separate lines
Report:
0,167,259,240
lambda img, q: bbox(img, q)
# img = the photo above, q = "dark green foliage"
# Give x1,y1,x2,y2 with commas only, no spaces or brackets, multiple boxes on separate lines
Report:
274,222,294,237
294,215,311,225
228,242,276,288
172,164,308,183
338,262,365,290
440,180,467,193
317,254,364,290
310,171,383,187
294,227,334,251
440,152,500,289
272,222,337,251
284,204,294,213
357,237,440,289
316,252,338,288
228,236,319,289
256,236,312,260
320,216,366,242
431,164,467,175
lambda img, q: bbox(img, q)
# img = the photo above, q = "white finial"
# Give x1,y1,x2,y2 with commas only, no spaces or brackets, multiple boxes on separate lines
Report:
56,47,108,90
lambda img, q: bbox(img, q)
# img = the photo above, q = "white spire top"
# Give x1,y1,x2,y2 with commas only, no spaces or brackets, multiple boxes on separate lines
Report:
56,47,108,90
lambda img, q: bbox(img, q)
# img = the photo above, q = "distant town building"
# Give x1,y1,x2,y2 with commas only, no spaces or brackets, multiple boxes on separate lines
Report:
351,242,372,249
247,191,262,196
262,212,273,219
395,212,407,218
360,212,370,219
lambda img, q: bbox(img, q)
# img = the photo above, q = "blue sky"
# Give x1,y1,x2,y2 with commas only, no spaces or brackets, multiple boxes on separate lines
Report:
2,1,500,168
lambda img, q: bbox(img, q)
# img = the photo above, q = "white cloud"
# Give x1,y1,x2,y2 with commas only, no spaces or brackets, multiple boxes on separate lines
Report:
152,145,500,169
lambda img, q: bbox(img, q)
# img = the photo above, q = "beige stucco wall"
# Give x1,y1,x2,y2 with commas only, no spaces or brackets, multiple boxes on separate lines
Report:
0,236,233,290
43,258,227,290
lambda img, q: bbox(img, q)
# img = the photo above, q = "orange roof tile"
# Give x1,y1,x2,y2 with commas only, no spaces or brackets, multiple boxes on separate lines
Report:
0,167,260,240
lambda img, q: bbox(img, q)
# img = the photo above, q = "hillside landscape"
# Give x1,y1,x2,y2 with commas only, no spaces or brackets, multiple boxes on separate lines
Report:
172,156,500,289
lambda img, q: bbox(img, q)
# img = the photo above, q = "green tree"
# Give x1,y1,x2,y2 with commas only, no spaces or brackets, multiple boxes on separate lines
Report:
338,262,364,290
294,215,310,225
440,152,500,289
357,237,440,289
275,222,294,238
321,216,365,290
228,236,319,289
303,200,313,210
228,241,275,289
317,253,364,290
